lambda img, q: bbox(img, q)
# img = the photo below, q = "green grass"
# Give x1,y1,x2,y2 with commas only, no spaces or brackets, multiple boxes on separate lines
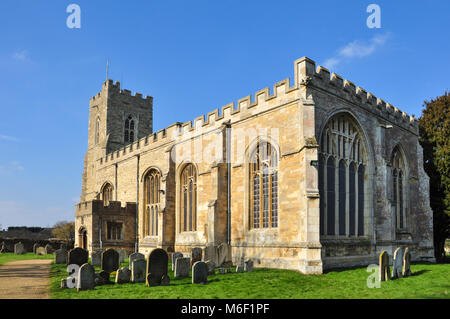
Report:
0,252,53,266
50,260,450,299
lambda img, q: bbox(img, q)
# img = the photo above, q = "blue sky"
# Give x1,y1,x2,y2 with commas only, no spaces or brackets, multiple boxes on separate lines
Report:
0,1,449,228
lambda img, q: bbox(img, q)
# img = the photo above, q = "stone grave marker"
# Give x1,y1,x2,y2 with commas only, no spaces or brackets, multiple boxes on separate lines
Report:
68,247,89,266
402,247,411,277
32,243,39,254
191,248,202,266
44,244,54,254
117,249,127,263
76,263,95,291
131,258,146,283
379,251,390,281
217,243,229,267
146,248,168,287
244,260,254,272
192,261,208,284
206,260,215,275
36,247,46,255
171,252,183,271
174,257,190,278
115,267,131,284
14,242,25,255
101,248,120,273
129,252,145,266
91,250,102,267
391,247,405,279
55,248,67,264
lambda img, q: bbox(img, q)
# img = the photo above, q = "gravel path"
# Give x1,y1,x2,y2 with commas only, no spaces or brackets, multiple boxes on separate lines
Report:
0,259,52,299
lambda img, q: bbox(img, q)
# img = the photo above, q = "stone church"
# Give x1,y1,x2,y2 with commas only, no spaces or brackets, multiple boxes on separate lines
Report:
75,56,435,274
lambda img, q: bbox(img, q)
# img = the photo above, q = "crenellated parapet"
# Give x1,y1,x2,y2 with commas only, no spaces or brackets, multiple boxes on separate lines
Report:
90,79,153,103
75,200,136,216
295,57,419,134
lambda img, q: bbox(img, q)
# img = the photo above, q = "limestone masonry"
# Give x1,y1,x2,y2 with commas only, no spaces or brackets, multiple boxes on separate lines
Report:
75,56,435,274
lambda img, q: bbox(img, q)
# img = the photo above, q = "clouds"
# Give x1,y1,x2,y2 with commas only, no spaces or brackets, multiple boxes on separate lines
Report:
0,161,24,174
11,50,32,63
0,134,20,142
322,33,390,69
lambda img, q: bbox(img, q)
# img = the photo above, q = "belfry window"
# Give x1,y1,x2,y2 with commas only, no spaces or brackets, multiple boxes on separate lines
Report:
249,141,278,229
180,164,197,232
124,115,136,143
102,183,113,206
144,169,161,236
319,114,368,237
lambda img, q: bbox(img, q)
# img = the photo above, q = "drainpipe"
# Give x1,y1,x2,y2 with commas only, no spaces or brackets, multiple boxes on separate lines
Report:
99,216,103,250
225,122,231,245
136,154,140,253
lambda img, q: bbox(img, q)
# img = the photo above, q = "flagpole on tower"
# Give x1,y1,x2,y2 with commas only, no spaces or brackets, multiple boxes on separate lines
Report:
106,59,109,82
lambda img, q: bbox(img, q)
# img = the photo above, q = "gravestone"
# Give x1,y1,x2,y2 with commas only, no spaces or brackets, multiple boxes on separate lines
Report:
117,249,127,263
129,252,145,266
392,247,405,279
101,249,120,273
146,248,168,287
131,258,146,283
14,242,25,255
76,263,95,291
402,247,411,277
0,242,5,254
36,247,46,255
244,260,254,272
161,274,170,286
33,243,39,254
174,257,190,278
55,248,67,264
68,247,89,266
44,244,54,254
379,251,390,281
115,267,131,284
91,250,102,267
236,264,244,273
171,252,183,271
206,260,215,275
60,278,68,289
98,270,111,285
192,261,208,284
217,243,229,267
191,248,202,266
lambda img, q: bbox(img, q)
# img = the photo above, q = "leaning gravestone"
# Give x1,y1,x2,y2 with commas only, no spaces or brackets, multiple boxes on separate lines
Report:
146,248,168,287
379,251,390,281
129,252,145,266
76,263,95,291
115,267,131,284
244,260,254,272
14,242,25,255
402,247,411,277
172,252,183,271
55,248,67,264
391,247,405,279
36,247,46,255
205,260,215,275
174,257,190,278
192,261,208,284
33,243,39,254
131,258,146,283
191,248,202,266
91,250,102,267
101,249,120,273
217,243,229,267
98,270,111,285
44,244,54,254
68,247,89,266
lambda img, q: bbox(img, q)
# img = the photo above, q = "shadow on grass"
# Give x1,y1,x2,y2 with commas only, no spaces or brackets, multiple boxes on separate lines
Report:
410,269,430,277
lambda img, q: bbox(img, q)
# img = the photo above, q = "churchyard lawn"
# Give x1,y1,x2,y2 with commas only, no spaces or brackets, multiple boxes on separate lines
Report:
0,252,53,266
50,260,450,299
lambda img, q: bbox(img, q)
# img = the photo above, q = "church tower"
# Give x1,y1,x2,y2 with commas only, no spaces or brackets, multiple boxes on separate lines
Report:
80,79,153,202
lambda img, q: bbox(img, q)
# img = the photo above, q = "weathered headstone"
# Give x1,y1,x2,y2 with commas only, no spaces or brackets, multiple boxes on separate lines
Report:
206,260,215,275
191,248,202,266
33,243,39,254
76,263,95,291
129,252,145,266
192,261,208,284
55,248,67,264
146,248,168,286
101,248,120,273
68,247,89,266
236,264,244,273
217,243,229,267
117,249,127,264
14,242,25,255
379,251,390,281
174,257,190,278
60,278,68,289
244,260,254,272
36,247,46,255
131,258,146,283
44,244,54,254
91,250,102,267
97,270,111,285
402,247,411,277
0,242,5,254
171,252,183,271
115,267,131,284
392,247,405,279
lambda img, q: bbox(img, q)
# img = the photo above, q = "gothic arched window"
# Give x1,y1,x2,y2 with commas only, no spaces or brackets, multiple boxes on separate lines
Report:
124,115,136,143
391,147,406,230
144,169,160,236
180,164,197,232
319,114,368,237
249,141,278,229
102,183,113,206
94,117,100,144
